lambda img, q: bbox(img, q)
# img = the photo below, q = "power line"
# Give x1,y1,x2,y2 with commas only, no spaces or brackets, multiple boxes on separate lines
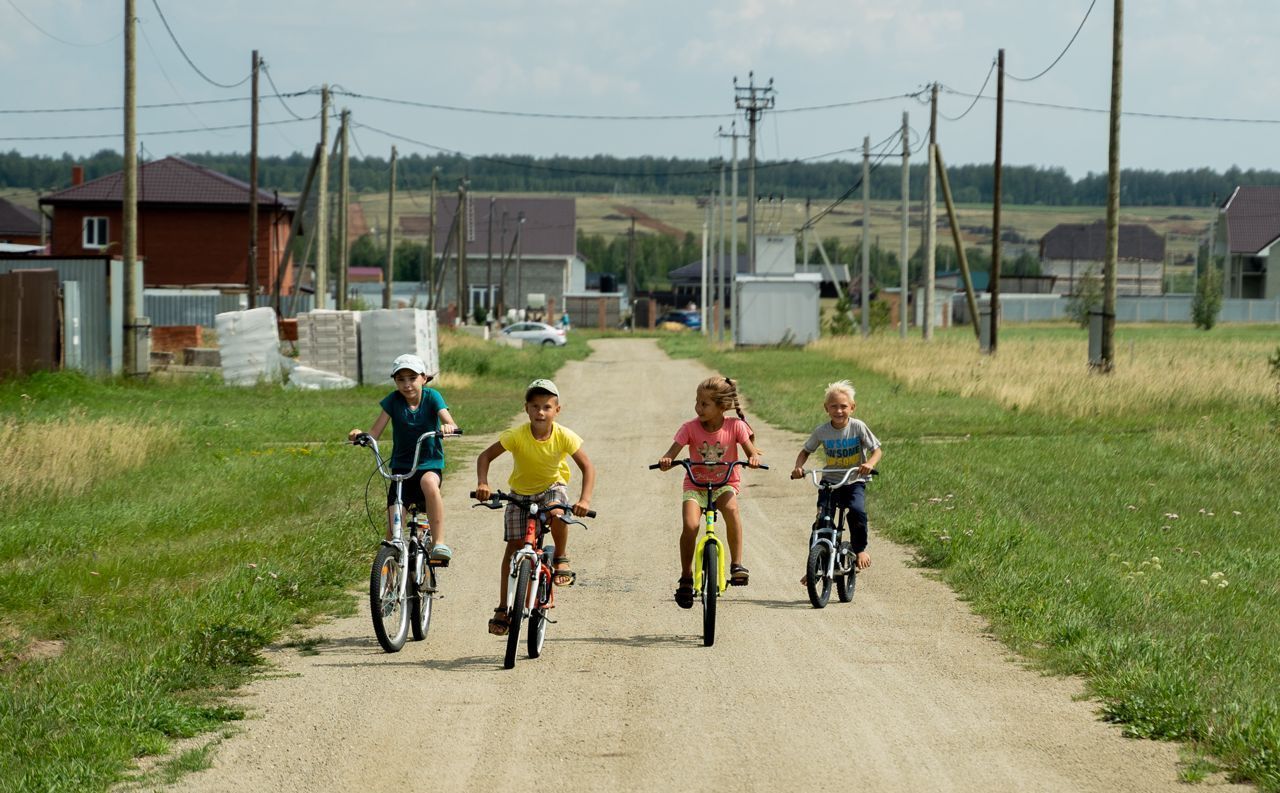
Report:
938,61,996,122
1008,0,1098,82
941,89,1280,124
5,0,121,47
0,117,313,142
260,63,310,121
0,95,306,114
798,130,902,231
149,0,251,89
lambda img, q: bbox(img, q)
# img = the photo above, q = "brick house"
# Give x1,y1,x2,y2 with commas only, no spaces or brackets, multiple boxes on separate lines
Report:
432,196,585,316
0,197,42,247
1216,186,1280,299
38,157,296,291
1039,221,1166,296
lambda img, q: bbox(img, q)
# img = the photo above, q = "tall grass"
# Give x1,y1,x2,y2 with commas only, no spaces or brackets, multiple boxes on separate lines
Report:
661,326,1280,791
0,329,589,792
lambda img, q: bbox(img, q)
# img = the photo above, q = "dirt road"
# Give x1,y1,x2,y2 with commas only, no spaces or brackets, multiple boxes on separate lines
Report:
170,339,1242,792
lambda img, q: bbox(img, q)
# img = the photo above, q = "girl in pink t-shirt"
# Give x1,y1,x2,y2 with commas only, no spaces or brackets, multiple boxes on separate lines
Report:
657,376,763,608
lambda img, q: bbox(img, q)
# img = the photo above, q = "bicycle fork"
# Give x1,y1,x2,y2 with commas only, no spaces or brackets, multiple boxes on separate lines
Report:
693,509,727,595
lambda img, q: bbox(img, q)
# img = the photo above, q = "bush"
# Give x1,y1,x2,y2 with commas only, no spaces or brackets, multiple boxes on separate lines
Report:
1192,265,1224,330
1065,266,1103,328
825,293,855,336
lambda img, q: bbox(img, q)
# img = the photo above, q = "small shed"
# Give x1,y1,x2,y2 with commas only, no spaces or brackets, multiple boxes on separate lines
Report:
734,274,821,346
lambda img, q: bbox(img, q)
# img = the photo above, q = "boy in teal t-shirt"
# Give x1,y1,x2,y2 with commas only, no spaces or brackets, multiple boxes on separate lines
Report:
348,354,458,561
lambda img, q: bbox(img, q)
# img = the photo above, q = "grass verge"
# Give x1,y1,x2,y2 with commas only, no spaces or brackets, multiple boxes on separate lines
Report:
0,328,589,792
661,324,1280,791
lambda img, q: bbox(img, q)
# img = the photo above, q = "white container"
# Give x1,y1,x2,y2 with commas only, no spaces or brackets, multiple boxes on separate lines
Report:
358,308,439,385
215,306,282,385
297,309,360,382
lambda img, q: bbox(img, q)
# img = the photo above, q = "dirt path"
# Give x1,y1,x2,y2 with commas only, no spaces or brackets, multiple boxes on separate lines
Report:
169,339,1245,792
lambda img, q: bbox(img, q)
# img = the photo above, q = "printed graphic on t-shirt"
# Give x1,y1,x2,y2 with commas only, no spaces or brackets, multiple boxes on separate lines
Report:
824,437,862,467
696,440,726,463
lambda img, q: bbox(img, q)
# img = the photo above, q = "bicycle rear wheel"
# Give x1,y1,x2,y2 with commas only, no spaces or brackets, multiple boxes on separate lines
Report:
504,560,531,669
410,554,434,641
370,545,409,652
806,544,832,609
836,541,857,603
528,562,551,658
701,540,719,646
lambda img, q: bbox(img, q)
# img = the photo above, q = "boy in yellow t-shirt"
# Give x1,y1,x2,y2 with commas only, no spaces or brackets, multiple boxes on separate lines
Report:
475,378,595,636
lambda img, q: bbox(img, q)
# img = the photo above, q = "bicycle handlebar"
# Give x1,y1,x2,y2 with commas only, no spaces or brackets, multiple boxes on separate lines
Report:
353,429,463,481
797,466,879,489
468,490,597,523
649,458,769,488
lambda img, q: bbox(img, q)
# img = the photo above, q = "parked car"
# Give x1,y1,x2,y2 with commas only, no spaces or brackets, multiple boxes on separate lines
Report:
501,321,567,346
657,310,702,330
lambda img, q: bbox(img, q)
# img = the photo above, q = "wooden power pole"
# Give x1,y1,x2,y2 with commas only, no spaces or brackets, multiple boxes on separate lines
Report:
315,85,329,310
247,50,260,309
336,109,349,309
991,49,1006,354
383,145,397,309
861,135,870,337
899,111,910,339
924,83,938,340
123,0,139,374
1100,0,1124,370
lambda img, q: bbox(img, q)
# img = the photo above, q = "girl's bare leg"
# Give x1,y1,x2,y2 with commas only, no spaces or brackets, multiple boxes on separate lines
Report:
679,499,700,577
718,492,744,566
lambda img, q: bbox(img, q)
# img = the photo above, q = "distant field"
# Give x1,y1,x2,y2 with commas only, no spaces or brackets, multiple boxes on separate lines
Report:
355,190,1213,266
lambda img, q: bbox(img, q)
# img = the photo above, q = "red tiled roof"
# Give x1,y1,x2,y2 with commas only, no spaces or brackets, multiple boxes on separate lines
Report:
434,196,576,258
1040,221,1165,262
38,156,294,208
0,198,41,235
1221,186,1280,254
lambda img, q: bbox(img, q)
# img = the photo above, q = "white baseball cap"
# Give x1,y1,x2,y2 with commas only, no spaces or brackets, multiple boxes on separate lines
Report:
525,378,559,398
390,354,431,378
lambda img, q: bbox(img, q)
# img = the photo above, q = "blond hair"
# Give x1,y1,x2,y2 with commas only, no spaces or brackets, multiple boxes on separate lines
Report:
697,376,758,447
824,379,856,404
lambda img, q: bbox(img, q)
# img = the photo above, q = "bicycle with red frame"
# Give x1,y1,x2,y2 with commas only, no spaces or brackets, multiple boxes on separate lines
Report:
470,489,596,669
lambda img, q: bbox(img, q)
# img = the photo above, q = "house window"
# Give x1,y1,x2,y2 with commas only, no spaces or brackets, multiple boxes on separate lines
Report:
82,217,108,249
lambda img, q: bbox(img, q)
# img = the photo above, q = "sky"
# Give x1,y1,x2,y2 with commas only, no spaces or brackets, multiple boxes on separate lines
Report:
2,0,1278,188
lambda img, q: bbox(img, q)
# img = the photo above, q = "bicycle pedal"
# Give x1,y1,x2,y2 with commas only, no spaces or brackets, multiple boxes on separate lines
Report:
427,558,450,568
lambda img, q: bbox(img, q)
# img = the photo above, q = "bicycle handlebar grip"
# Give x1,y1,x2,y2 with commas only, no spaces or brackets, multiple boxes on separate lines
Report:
757,463,770,470
648,463,662,470
586,509,597,518
468,490,479,499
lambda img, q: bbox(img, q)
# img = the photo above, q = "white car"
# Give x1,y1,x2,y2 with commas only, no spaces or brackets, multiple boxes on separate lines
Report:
501,321,567,347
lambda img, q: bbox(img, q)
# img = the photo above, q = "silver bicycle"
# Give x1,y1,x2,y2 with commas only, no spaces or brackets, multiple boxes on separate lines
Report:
798,466,876,609
352,429,461,652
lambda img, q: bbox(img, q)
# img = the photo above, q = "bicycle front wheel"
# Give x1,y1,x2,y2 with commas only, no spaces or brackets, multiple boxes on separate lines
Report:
410,561,434,641
836,541,857,603
370,545,409,652
701,540,719,647
806,544,832,609
504,560,531,669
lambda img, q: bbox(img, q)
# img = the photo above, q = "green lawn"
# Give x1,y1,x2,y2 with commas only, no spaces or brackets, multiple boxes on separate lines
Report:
661,326,1280,791
0,330,590,792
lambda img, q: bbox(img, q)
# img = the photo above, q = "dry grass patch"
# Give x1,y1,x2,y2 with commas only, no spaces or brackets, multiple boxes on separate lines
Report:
813,332,1275,418
0,415,178,505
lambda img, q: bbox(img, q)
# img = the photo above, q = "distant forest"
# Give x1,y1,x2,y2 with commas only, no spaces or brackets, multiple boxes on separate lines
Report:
3,148,1275,207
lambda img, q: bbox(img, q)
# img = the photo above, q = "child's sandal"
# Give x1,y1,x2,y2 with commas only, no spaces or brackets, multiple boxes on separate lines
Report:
729,564,750,586
487,607,510,636
552,557,576,587
674,576,695,609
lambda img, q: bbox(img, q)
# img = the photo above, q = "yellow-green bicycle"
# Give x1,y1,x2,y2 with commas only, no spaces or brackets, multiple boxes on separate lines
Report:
651,459,768,646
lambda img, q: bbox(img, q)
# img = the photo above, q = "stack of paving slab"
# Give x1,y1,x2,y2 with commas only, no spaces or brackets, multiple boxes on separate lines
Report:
215,306,283,386
297,310,361,383
359,309,439,385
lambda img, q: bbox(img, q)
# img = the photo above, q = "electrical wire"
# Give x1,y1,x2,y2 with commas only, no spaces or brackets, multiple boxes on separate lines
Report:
261,63,311,121
5,0,121,47
0,117,313,142
1008,0,1098,82
942,90,1280,124
149,0,251,89
938,59,996,122
797,131,901,232
138,20,233,139
0,94,309,115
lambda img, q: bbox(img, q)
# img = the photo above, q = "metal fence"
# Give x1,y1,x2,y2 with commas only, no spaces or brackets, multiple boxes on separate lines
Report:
144,290,314,327
957,293,1280,324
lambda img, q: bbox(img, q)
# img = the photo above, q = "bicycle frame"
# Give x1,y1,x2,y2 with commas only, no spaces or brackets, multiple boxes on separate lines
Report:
804,467,860,580
506,500,560,618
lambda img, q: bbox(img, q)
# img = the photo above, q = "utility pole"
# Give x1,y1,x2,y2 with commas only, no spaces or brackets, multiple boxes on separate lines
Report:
123,0,140,375
861,135,871,337
487,196,495,323
900,111,910,338
1100,0,1124,371
717,124,744,344
515,211,525,318
456,180,466,323
936,145,981,339
383,145,397,309
735,73,774,276
626,215,637,319
273,143,320,314
427,168,437,305
315,85,330,310
992,50,1006,354
336,109,349,309
701,201,709,335
247,50,259,309
803,197,811,268
924,83,938,340
717,167,726,338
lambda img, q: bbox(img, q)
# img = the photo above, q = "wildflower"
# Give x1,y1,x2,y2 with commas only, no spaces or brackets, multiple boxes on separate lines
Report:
1164,512,1180,520
1200,579,1209,585
1232,510,1242,516
268,572,279,579
89,571,99,576
1127,504,1137,510
247,563,258,569
1210,571,1224,580
1217,580,1229,588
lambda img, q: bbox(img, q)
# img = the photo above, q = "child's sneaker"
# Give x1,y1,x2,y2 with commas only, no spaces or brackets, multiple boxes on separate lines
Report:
429,543,453,562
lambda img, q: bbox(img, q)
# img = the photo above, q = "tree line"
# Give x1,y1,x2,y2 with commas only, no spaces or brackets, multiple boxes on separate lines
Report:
3,148,1273,207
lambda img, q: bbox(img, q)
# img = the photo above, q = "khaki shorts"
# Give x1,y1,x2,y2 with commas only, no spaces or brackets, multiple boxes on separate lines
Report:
504,483,570,541
682,485,737,509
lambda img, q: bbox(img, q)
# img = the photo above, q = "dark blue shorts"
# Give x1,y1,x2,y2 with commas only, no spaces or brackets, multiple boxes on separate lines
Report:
387,468,443,511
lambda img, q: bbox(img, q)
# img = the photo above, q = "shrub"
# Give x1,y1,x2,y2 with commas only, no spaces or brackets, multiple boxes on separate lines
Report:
1065,266,1103,328
1192,265,1223,331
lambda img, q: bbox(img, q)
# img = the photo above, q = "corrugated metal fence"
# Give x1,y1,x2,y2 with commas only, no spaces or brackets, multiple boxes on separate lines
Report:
957,293,1280,324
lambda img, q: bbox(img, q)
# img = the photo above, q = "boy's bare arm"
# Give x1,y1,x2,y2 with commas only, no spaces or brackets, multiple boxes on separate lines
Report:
348,411,390,443
657,441,683,470
437,407,459,435
860,445,883,475
474,441,506,500
791,448,810,479
570,447,595,516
